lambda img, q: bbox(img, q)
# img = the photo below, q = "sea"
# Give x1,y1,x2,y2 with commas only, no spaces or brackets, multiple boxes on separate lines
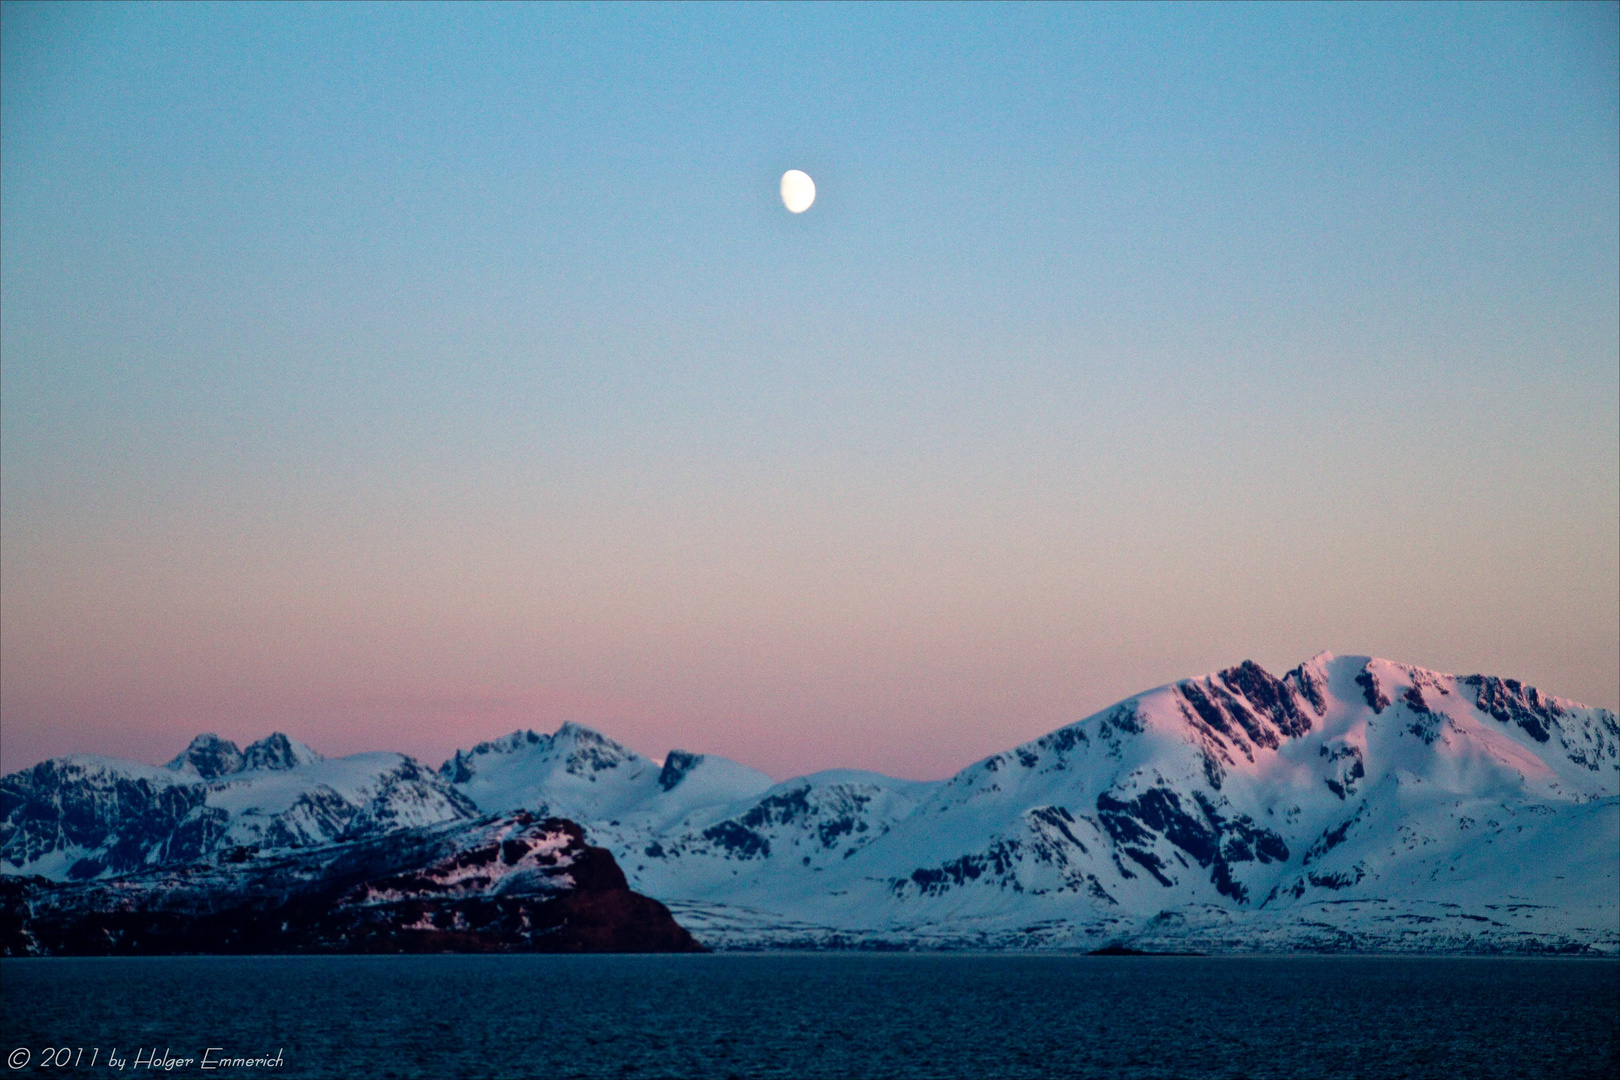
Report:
2,954,1616,1079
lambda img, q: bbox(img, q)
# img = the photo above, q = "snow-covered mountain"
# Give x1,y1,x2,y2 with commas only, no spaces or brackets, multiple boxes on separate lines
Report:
428,654,1617,953
166,732,324,778
440,723,776,830
4,654,1616,953
1,742,478,880
693,656,1616,952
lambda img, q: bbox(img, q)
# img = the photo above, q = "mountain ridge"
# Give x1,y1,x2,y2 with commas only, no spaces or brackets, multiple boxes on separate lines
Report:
4,653,1615,953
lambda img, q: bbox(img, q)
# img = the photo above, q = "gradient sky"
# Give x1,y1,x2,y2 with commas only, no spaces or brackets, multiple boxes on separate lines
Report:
3,2,1617,779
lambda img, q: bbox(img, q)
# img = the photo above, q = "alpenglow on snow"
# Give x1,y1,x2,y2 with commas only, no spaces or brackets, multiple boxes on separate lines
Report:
4,654,1616,953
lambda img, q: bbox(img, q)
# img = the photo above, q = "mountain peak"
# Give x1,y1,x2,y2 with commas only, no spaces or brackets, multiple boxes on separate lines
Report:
165,734,244,779
10,652,1616,953
549,723,642,774
241,733,322,772
553,721,619,745
492,729,545,754
165,732,322,779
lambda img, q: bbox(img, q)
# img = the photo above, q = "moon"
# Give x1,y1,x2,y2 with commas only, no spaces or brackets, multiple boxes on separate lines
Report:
780,170,815,214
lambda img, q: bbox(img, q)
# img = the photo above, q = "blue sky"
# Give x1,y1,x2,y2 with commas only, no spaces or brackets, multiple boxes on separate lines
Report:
2,2,1616,777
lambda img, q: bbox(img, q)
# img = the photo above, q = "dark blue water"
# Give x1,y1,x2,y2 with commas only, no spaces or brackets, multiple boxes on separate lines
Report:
2,954,1615,1079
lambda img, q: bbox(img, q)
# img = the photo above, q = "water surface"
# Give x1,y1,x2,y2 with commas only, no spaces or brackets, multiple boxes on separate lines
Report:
2,954,1615,1079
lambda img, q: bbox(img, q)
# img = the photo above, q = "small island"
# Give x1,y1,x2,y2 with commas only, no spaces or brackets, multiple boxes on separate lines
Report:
1087,944,1206,957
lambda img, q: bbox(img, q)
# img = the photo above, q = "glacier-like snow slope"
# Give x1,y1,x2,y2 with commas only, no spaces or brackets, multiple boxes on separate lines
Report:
4,655,1616,952
435,725,941,900
431,655,1620,952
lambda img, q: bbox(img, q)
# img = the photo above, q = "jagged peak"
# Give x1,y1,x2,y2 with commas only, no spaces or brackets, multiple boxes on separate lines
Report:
164,731,324,779
1282,656,1332,717
240,733,322,772
437,722,643,784
550,721,638,752
548,723,642,777
454,723,641,757
437,729,535,782
1172,665,1291,754
553,720,606,741
457,729,541,758
491,729,544,753
165,733,245,779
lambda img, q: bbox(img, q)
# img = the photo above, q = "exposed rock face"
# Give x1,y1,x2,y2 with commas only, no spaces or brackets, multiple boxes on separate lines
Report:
1,814,703,956
240,733,324,772
4,654,1617,954
163,733,323,779
2,751,478,880
0,759,214,880
165,734,246,779
659,751,703,791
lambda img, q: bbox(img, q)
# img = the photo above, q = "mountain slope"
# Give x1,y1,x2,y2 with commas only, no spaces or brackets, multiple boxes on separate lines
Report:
4,654,1615,953
1,745,478,880
2,812,704,955
430,654,1617,952
438,723,776,829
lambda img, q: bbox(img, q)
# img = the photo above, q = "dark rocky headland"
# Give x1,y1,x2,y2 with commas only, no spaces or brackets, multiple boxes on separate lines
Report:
1,813,704,955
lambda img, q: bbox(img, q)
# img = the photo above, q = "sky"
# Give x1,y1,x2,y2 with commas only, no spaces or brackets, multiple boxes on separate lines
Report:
2,1,1616,780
